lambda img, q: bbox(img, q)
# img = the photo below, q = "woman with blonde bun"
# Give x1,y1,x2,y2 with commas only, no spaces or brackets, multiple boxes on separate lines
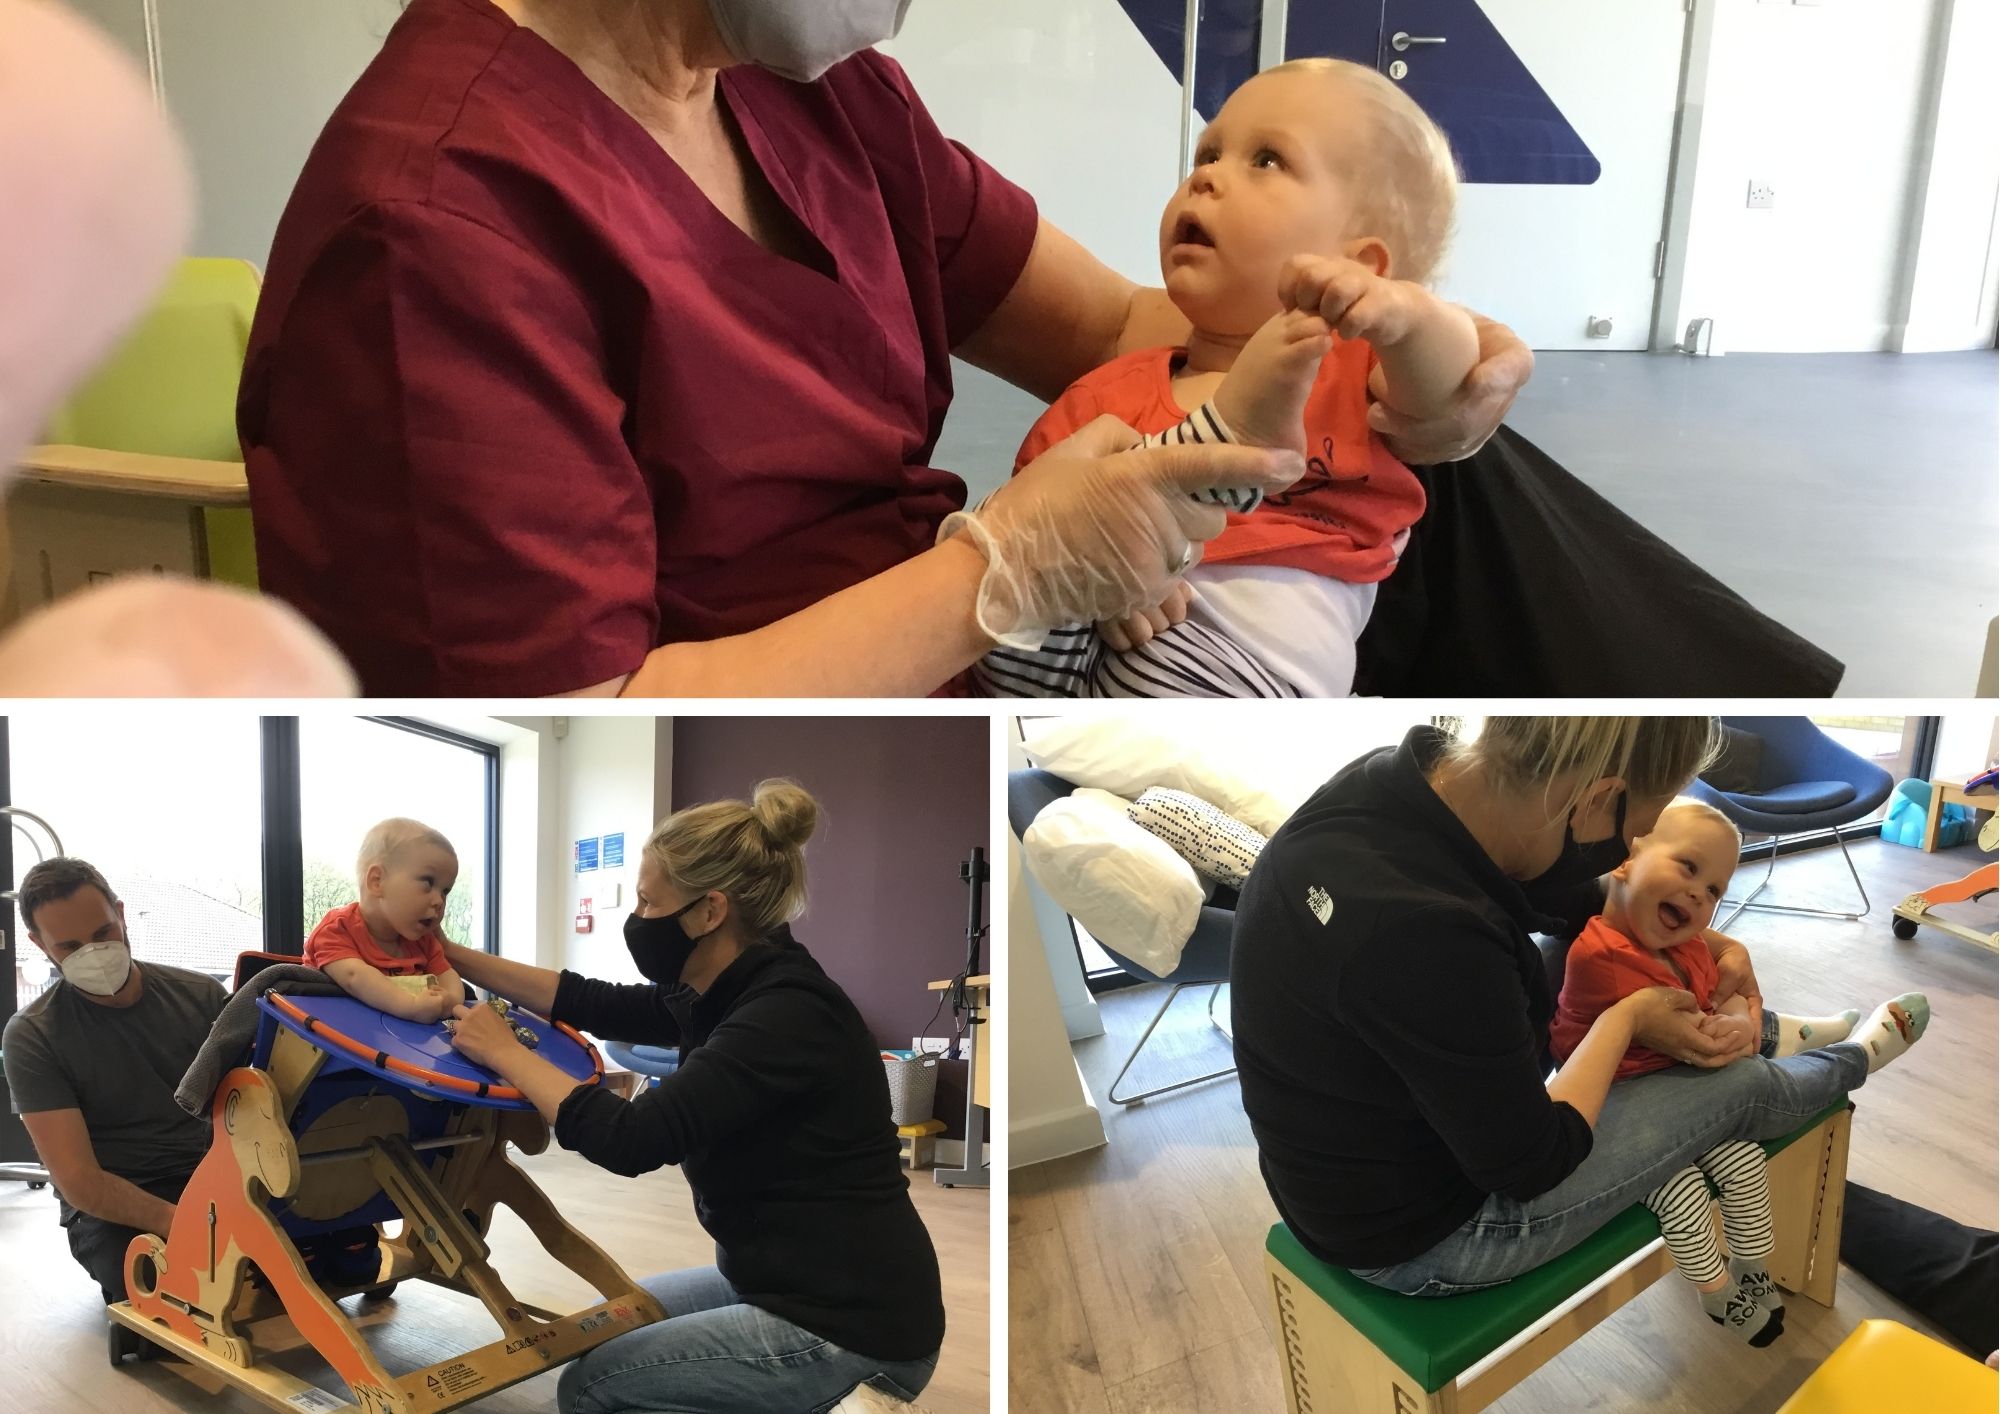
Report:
438,780,941,1413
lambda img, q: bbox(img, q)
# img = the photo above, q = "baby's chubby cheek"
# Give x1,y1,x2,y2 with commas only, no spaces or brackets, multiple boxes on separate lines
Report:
1164,257,1284,339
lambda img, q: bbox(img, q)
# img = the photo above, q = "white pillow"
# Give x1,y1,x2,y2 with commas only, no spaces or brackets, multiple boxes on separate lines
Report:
1022,789,1202,979
1129,788,1268,887
1020,712,1294,836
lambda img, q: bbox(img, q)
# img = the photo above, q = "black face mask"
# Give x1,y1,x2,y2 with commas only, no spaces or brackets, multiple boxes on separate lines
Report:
1521,787,1630,901
624,897,709,988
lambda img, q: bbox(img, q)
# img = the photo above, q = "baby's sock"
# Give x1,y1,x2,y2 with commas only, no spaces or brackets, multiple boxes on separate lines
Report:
1769,1008,1862,1057
1854,993,1931,1073
1699,1278,1784,1347
1730,1256,1784,1319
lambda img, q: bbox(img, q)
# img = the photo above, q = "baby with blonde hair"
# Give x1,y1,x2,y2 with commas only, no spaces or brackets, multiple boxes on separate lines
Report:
979,58,1475,698
1552,801,1930,1346
305,817,466,1022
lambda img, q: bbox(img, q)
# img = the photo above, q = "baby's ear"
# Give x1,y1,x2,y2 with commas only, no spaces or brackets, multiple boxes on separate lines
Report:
1342,236,1392,278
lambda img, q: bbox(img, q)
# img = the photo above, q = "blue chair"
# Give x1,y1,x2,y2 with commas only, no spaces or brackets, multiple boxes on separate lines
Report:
1684,717,1895,928
1008,768,1236,1105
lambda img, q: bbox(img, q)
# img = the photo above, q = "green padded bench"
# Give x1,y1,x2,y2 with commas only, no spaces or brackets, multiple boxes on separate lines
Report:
1265,1100,1853,1414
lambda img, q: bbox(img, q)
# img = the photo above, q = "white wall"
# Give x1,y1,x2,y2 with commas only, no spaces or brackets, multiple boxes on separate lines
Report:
1671,0,1980,353
882,0,1186,286
1006,836,1106,1169
64,0,401,266
543,715,673,980
1936,713,1999,778
1892,0,2000,352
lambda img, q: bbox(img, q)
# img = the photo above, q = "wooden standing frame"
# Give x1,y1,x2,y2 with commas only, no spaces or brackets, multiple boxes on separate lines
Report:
108,1025,665,1414
1264,1108,1853,1414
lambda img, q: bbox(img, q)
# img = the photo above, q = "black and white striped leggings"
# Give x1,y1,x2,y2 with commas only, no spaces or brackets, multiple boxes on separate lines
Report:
1642,1139,1775,1285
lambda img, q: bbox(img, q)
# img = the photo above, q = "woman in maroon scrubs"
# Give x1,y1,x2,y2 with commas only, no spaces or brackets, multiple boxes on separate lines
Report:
241,0,1526,697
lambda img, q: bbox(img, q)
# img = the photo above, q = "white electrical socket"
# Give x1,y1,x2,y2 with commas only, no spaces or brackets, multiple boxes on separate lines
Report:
912,1036,953,1056
1746,179,1775,210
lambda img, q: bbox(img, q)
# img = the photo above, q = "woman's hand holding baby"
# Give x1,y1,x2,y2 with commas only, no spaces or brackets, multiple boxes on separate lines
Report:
944,415,1301,639
1620,986,1744,1069
1696,1010,1761,1060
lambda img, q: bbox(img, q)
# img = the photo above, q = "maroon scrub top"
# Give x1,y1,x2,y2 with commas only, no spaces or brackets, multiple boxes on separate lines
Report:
240,0,1037,695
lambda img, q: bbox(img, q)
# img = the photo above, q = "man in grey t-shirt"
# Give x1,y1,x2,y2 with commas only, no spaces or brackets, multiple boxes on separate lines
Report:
1,857,225,1303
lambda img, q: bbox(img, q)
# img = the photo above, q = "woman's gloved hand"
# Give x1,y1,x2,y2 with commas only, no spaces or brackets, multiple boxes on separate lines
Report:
940,415,1301,646
1278,256,1533,465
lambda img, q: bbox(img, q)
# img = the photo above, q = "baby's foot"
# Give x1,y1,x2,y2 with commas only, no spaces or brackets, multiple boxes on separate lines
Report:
1211,308,1332,456
1730,1257,1784,1319
1770,1008,1862,1057
1856,992,1930,1073
1702,1282,1784,1347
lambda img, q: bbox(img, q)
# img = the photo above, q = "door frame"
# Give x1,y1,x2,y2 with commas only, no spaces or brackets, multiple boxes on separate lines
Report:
1653,0,1717,351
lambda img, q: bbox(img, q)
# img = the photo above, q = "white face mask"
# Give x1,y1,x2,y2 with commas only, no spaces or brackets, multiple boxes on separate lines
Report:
59,939,132,996
704,0,914,83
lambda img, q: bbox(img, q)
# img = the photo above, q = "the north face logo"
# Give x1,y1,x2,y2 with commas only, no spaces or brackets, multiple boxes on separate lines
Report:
1306,885,1333,925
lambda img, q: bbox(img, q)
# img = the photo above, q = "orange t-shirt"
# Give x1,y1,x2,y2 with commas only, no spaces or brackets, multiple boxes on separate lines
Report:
304,902,451,978
1548,915,1721,1079
1012,339,1425,583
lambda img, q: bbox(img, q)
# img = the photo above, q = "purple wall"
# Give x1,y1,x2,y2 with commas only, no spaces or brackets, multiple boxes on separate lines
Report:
669,716,989,1139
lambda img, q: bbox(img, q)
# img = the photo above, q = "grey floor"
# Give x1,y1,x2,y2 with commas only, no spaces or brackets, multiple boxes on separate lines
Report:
934,348,1999,697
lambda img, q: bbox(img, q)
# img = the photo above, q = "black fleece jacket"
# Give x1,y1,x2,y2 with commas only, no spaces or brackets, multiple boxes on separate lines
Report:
1231,727,1595,1269
551,926,944,1361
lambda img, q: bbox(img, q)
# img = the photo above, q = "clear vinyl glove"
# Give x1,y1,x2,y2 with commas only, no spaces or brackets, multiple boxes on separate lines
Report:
939,415,1302,648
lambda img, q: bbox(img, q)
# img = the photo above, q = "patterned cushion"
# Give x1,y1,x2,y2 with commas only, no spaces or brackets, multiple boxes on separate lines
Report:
1129,787,1269,887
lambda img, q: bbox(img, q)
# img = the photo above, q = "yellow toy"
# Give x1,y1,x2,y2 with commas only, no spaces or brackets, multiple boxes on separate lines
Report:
1775,1319,1997,1413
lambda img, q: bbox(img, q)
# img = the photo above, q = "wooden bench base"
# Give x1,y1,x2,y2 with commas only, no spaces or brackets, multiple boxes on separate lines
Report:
1267,1108,1852,1414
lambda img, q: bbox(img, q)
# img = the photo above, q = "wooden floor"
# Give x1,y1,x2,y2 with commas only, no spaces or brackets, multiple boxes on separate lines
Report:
1009,834,1998,1413
0,1141,988,1413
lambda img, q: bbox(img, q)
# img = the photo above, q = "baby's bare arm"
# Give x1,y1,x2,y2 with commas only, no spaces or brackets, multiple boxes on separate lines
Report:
325,957,439,1021
1279,256,1479,422
1364,288,1481,420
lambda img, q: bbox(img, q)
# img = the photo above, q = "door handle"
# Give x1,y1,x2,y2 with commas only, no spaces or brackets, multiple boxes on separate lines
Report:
1391,32,1447,51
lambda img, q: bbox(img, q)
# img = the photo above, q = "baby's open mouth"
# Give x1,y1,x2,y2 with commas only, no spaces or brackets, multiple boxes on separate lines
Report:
1657,900,1690,932
1172,214,1215,248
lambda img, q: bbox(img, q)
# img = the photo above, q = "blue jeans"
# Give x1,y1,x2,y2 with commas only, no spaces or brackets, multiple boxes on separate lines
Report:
1351,1042,1870,1297
555,1267,938,1414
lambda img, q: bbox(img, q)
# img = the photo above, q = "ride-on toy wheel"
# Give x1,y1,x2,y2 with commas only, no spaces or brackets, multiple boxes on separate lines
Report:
1893,916,1919,940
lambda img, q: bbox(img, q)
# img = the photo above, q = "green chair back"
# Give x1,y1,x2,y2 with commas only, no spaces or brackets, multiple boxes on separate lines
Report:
42,257,260,588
